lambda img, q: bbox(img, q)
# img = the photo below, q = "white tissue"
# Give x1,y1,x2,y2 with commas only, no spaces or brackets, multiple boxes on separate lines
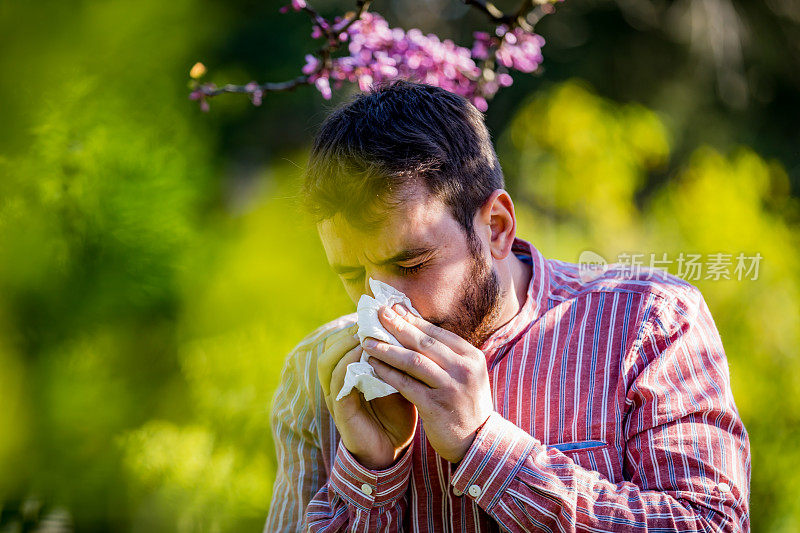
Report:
335,277,421,401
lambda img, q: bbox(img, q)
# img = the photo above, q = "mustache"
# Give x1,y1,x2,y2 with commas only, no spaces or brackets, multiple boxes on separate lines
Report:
421,315,461,336
426,316,447,330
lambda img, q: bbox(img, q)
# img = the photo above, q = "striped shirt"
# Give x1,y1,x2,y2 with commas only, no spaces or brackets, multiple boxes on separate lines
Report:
264,237,751,532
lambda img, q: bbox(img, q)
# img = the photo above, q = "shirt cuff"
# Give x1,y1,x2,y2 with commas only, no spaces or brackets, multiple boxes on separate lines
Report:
451,411,540,511
329,440,414,510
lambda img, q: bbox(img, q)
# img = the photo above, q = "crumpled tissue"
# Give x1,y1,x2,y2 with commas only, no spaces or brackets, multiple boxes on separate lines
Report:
335,277,421,401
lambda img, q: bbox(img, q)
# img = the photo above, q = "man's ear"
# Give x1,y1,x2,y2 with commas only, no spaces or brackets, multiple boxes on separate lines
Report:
476,189,517,260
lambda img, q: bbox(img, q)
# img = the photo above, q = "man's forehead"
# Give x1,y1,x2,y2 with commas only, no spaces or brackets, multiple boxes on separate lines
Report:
317,192,453,268
318,214,438,260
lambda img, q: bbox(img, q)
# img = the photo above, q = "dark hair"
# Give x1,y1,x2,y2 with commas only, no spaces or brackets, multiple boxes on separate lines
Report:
301,80,504,250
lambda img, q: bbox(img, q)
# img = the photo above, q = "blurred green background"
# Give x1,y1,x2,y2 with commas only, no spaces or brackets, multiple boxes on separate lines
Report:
1,0,798,531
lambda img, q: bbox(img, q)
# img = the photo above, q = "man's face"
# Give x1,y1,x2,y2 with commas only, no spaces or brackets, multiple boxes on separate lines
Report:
317,181,504,347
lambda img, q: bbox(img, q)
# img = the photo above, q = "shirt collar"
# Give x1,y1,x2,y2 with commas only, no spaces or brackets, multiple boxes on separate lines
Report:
477,237,551,359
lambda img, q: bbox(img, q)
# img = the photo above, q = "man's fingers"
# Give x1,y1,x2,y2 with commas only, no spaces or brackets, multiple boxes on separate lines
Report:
322,389,334,420
398,307,475,353
377,306,466,366
318,335,358,396
330,345,364,402
317,325,359,397
362,341,446,388
367,356,428,407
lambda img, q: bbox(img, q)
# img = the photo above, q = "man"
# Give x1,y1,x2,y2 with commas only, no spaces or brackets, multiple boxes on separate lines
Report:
264,80,750,532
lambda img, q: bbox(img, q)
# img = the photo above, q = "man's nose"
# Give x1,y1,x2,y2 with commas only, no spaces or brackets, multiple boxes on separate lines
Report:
362,275,377,299
362,277,373,299
362,274,396,299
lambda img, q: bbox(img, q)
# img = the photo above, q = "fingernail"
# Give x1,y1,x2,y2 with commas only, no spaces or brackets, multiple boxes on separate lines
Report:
382,306,396,319
393,304,407,316
363,338,377,349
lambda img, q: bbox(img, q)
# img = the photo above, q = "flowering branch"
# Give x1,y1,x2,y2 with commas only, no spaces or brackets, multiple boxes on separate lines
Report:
189,0,562,112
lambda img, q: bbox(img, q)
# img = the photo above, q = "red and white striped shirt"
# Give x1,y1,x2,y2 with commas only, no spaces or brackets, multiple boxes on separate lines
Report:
264,237,751,532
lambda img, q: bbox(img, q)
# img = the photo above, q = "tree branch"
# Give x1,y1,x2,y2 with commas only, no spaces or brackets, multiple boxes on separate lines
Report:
192,0,372,101
189,0,558,108
462,0,515,24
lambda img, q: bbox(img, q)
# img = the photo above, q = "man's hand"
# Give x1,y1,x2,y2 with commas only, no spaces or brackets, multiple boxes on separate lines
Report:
317,324,418,470
362,305,495,464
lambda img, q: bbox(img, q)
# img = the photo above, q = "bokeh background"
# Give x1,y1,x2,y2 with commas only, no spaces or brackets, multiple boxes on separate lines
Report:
1,0,798,531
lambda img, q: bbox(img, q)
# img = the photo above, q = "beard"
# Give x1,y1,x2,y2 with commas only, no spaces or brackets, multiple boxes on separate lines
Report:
430,238,504,348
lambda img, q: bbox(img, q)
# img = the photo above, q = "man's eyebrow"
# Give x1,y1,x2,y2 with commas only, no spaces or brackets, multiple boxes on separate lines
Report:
331,246,436,274
375,246,437,266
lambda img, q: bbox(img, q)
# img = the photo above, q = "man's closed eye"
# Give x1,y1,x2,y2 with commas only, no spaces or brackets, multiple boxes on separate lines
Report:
397,262,425,275
342,270,365,284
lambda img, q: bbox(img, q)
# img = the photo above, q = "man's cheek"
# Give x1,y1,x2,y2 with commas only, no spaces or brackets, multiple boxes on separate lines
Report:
402,263,468,323
344,285,363,306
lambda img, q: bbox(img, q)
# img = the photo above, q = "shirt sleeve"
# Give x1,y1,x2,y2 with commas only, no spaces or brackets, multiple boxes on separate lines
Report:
450,288,751,532
306,440,414,531
264,340,415,532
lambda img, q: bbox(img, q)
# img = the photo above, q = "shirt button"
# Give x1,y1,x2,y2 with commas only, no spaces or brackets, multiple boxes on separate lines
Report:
452,487,463,496
468,484,482,498
718,482,731,493
360,483,373,496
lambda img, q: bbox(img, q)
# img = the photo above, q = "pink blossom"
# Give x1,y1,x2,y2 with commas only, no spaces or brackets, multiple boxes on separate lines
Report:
357,73,373,91
325,12,484,101
280,10,546,110
495,27,545,73
314,76,332,99
301,54,319,75
472,96,488,112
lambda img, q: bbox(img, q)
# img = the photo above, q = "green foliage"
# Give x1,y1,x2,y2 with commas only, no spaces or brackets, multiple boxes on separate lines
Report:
0,0,220,528
504,79,671,247
120,420,273,532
